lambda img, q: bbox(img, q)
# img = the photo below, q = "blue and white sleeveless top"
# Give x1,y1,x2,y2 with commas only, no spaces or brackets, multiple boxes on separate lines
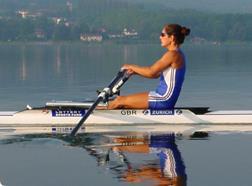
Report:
148,50,186,109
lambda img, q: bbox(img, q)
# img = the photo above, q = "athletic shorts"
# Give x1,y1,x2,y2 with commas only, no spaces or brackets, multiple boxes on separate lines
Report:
148,91,177,109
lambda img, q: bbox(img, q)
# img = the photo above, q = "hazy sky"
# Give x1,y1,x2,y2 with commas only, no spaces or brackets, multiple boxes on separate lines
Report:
133,0,252,13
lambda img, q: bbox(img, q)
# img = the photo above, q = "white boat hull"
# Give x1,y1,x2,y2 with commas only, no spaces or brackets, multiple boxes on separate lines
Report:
1,106,252,135
1,108,252,125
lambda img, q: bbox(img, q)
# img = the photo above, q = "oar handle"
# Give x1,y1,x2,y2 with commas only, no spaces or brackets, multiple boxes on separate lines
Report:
97,69,129,102
111,73,130,95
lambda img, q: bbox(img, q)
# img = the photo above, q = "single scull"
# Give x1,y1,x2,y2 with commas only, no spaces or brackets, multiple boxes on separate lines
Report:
1,69,252,135
1,101,252,135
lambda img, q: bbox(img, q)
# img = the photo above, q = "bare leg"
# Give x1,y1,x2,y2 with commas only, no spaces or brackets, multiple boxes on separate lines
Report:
108,92,149,109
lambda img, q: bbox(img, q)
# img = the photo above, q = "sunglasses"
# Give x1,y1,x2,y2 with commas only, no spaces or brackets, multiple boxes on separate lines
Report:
160,32,168,37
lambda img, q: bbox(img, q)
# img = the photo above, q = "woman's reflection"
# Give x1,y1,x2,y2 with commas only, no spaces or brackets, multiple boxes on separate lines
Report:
86,133,187,186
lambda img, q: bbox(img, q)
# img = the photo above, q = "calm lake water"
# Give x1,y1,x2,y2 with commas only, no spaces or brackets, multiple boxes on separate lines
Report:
0,42,252,186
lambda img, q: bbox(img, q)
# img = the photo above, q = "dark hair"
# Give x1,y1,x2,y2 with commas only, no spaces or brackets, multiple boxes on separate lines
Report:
164,24,190,45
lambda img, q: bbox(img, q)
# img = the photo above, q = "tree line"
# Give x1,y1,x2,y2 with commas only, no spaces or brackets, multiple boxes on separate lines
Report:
0,0,252,42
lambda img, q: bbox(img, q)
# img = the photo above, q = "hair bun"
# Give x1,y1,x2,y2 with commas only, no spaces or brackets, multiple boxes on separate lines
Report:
181,27,190,36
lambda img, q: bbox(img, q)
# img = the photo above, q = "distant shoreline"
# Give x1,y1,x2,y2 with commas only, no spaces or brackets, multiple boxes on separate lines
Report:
1,40,252,46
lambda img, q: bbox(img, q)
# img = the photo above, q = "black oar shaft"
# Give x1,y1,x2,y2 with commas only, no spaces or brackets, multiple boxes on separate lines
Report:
70,70,128,136
70,96,103,136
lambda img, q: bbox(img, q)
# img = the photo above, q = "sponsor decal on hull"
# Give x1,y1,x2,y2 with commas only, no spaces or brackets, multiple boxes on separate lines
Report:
52,109,85,117
143,109,174,115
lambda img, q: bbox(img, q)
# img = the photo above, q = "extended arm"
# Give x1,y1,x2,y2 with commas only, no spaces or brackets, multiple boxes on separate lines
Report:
123,51,180,79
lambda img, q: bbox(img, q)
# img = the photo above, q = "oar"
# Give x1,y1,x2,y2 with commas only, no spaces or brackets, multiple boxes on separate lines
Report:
70,69,129,136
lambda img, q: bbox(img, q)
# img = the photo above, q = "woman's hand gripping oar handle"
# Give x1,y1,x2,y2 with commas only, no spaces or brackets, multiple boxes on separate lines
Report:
70,69,129,137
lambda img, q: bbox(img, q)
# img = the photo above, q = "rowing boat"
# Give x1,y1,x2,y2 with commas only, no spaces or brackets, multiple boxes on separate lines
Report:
1,70,252,135
1,100,252,135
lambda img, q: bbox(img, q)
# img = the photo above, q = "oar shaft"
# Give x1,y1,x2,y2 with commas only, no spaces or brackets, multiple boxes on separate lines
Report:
70,96,103,136
70,69,128,136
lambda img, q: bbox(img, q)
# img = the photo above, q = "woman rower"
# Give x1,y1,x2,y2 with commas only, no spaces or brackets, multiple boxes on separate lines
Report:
108,24,190,109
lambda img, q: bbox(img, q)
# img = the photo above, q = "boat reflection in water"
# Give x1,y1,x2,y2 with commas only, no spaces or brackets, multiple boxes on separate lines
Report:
1,132,189,185
74,133,187,186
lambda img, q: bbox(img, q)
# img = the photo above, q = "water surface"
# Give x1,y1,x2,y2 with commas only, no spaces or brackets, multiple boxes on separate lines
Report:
0,42,252,186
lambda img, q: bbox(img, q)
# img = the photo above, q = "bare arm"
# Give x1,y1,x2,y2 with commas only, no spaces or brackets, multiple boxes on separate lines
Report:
123,51,181,79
